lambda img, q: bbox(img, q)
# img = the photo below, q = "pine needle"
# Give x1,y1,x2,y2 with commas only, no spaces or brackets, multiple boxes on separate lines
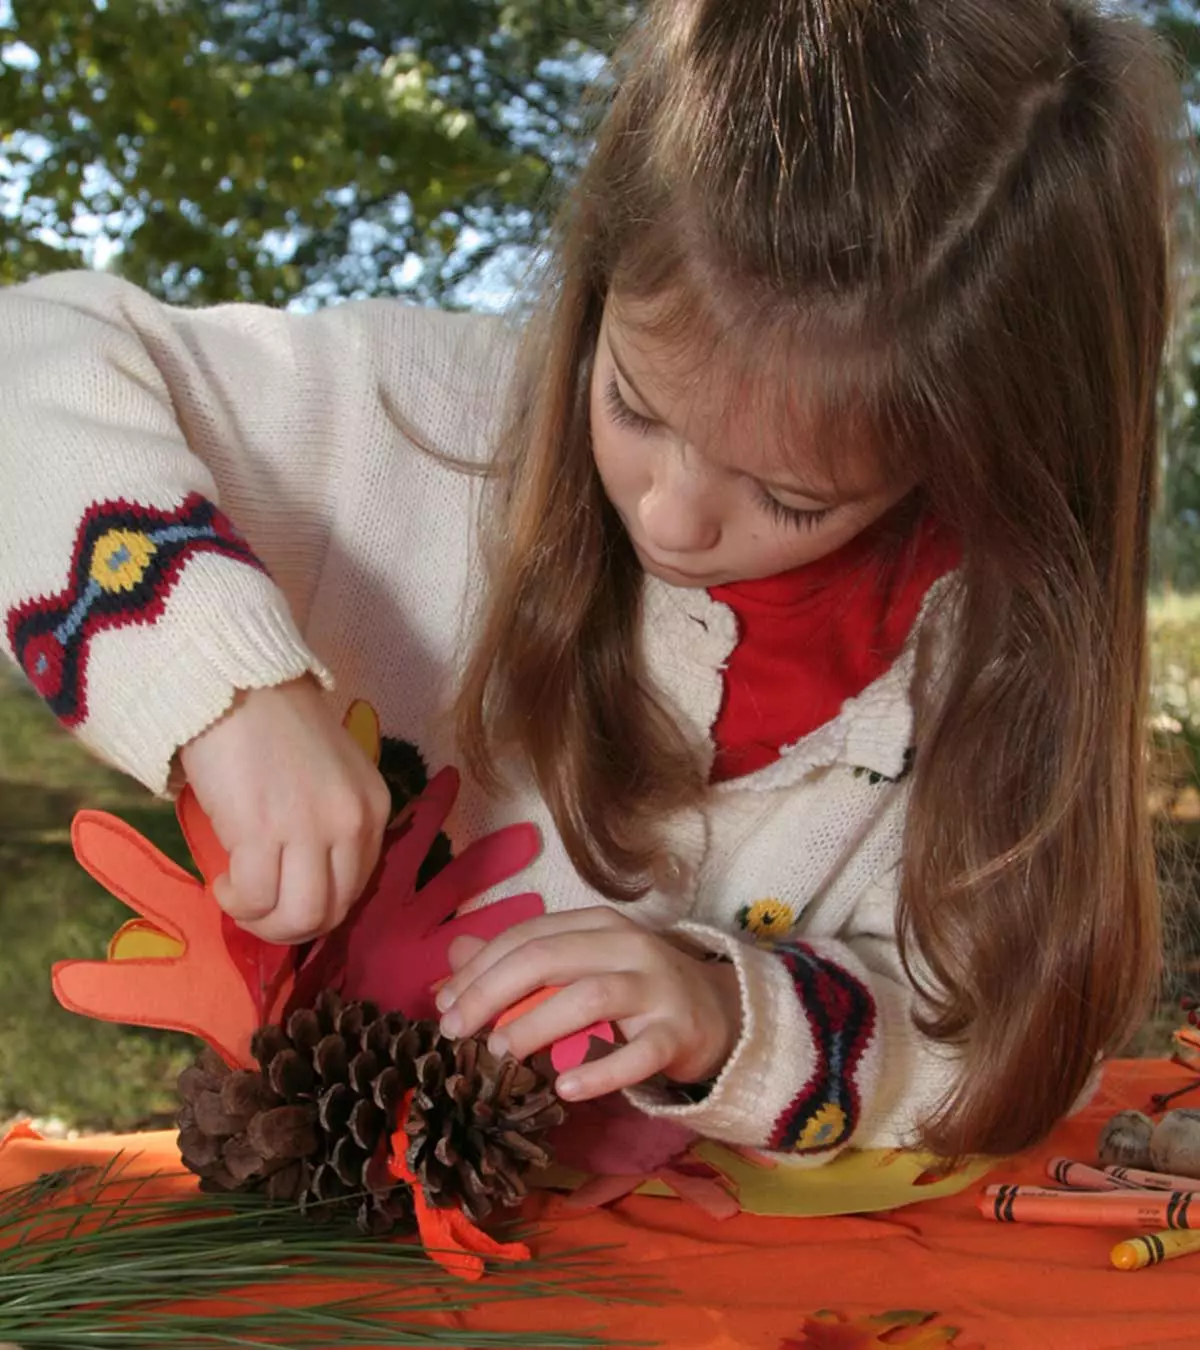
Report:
0,1157,661,1349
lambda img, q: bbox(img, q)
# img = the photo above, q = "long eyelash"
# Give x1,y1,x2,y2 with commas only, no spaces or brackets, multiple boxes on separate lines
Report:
604,376,658,434
758,488,833,532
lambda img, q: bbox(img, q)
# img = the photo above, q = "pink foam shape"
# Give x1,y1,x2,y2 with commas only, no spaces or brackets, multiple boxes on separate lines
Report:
547,1092,697,1176
291,767,548,1022
350,890,546,1022
657,1166,740,1220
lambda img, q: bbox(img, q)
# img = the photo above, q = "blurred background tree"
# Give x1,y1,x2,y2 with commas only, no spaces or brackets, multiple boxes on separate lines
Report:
0,0,629,304
1,0,1199,1126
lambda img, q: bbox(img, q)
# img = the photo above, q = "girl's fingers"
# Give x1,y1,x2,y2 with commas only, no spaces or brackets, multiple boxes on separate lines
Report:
487,972,646,1061
437,907,631,1011
554,1027,676,1102
447,934,486,971
248,841,331,944
329,838,366,924
439,929,651,1039
216,840,282,923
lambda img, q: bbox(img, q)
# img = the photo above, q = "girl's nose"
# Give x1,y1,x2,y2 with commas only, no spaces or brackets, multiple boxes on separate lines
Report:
637,456,722,555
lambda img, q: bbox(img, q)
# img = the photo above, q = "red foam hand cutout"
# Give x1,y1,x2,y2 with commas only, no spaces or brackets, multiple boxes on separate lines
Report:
176,787,296,1028
291,767,545,1021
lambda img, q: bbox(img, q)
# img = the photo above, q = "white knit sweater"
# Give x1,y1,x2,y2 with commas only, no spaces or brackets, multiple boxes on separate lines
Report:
0,271,962,1159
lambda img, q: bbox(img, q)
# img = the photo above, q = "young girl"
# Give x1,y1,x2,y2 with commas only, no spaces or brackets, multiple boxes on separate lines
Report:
0,0,1184,1164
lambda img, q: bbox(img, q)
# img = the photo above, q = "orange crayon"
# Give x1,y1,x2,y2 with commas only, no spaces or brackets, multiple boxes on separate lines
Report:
1110,1228,1200,1270
979,1184,1197,1229
1045,1158,1134,1192
1102,1164,1200,1195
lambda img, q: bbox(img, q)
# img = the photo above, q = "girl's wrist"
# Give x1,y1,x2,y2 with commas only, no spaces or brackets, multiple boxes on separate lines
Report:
680,956,743,1086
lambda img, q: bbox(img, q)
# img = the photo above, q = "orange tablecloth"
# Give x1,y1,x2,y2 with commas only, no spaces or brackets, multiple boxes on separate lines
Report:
3,1059,1197,1350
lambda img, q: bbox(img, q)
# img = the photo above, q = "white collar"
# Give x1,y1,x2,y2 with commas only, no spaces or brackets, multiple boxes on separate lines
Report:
641,571,959,792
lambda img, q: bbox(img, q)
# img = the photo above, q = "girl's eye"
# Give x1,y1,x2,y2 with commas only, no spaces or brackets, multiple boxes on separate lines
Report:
604,376,659,434
603,371,831,531
757,486,833,532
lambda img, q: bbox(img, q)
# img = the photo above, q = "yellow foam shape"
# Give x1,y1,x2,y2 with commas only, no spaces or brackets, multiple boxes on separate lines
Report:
676,1140,994,1216
540,1143,993,1217
344,699,381,765
107,918,185,962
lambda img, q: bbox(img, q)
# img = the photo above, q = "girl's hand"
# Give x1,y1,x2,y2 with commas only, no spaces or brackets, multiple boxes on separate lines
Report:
178,677,392,944
435,909,743,1102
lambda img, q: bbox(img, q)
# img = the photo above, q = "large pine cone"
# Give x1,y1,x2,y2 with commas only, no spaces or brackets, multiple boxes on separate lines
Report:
177,990,561,1233
404,1034,566,1221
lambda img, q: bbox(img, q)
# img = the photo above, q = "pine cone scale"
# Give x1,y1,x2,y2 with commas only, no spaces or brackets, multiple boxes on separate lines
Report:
314,1033,349,1084
318,1082,355,1135
223,1134,268,1182
246,1104,320,1162
192,1090,247,1138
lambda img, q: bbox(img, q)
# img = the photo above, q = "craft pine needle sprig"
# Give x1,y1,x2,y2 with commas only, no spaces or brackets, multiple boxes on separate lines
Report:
0,1159,658,1349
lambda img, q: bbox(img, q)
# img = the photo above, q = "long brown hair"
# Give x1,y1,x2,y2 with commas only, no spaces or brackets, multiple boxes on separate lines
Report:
456,0,1187,1157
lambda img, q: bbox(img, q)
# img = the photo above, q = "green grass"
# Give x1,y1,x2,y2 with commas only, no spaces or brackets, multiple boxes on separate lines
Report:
2,596,1200,1131
0,663,196,1131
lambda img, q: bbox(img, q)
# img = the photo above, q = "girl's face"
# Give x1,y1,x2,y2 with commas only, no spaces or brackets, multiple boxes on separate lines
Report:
590,301,912,588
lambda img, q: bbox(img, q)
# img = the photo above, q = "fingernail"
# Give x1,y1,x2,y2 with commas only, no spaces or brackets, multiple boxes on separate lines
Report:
488,1033,509,1058
556,1075,580,1100
440,1011,463,1038
435,985,456,1013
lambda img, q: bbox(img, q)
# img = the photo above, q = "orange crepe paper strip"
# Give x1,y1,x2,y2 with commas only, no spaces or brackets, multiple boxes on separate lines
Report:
387,1090,532,1282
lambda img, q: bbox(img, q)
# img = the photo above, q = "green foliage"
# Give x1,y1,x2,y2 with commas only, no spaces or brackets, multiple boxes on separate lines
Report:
0,0,629,304
1133,3,1200,590
0,664,194,1130
1150,594,1200,774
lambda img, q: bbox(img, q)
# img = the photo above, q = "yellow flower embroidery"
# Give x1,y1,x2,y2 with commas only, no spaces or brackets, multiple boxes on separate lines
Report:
91,529,158,593
737,897,796,940
794,1102,848,1152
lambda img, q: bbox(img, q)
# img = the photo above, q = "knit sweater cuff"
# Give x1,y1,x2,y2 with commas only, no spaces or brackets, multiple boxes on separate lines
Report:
71,554,332,796
624,923,882,1161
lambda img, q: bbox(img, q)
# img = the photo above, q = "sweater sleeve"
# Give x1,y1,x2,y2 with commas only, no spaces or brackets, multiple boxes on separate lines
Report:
0,271,369,793
624,867,961,1162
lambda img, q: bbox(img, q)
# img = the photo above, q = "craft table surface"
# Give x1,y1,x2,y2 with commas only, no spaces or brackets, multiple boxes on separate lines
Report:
2,1059,1196,1350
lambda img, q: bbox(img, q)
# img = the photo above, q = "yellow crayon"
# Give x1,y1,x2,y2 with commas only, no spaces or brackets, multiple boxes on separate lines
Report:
1110,1228,1200,1270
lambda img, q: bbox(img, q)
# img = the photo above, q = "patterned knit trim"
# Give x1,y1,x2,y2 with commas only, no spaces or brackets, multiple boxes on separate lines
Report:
768,943,877,1155
6,493,265,726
